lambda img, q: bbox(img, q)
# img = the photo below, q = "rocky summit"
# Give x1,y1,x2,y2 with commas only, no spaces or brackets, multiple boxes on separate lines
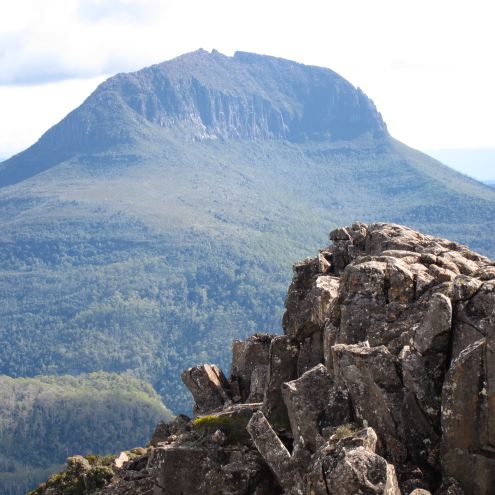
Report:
31,222,495,495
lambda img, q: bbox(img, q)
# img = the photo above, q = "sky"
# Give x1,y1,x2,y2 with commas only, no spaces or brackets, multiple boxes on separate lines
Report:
0,0,494,179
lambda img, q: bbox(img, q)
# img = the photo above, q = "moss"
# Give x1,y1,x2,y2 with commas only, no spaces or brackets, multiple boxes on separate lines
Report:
192,412,251,444
86,454,115,467
335,423,356,440
130,447,147,456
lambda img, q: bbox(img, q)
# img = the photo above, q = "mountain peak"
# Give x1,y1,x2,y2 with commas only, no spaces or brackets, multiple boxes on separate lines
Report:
113,48,388,142
39,51,391,146
0,50,388,187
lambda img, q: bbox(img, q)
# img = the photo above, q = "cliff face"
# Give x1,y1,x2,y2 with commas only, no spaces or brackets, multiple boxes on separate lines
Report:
32,222,495,495
77,49,388,143
0,50,388,187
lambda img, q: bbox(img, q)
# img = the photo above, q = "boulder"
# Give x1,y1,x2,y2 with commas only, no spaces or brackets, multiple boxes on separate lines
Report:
296,329,324,375
400,346,440,424
181,364,231,415
333,342,406,463
281,364,333,453
149,442,275,495
307,427,401,495
441,338,495,494
435,478,465,495
149,414,191,446
283,254,339,339
323,321,339,375
413,293,452,355
262,335,299,430
336,258,415,348
247,365,269,403
192,403,262,445
231,334,273,402
451,281,495,360
246,411,301,495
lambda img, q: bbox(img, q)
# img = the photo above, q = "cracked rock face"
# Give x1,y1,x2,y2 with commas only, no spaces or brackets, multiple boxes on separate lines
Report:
33,223,495,495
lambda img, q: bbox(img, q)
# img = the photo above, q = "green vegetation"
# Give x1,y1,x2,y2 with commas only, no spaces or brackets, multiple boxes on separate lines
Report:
192,412,252,444
335,423,357,440
28,455,116,495
0,372,172,495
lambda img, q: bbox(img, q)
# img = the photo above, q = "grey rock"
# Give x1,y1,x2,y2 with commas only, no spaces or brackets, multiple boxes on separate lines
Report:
283,265,340,339
400,391,440,468
211,429,227,445
192,402,262,445
323,320,338,376
247,365,269,403
323,449,400,495
181,364,231,414
413,293,452,355
246,410,301,494
329,226,351,241
400,346,440,424
262,335,299,430
476,265,495,280
149,414,191,446
308,427,401,495
435,477,465,495
451,281,495,360
231,334,273,402
333,342,406,463
387,258,415,303
452,275,483,301
317,251,331,274
281,364,333,453
441,338,495,494
365,223,432,254
296,329,324,375
150,442,272,495
334,257,426,352
66,455,91,473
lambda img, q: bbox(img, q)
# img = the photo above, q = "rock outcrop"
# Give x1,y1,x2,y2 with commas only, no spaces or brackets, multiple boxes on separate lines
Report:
31,223,495,495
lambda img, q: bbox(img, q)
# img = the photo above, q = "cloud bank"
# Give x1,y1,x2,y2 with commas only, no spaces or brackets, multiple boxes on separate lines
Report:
0,0,170,85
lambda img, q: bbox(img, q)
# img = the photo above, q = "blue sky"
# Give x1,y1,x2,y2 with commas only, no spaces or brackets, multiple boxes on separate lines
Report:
0,0,494,179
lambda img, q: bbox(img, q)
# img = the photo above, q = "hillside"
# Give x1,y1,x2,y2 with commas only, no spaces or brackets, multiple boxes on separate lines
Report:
0,372,172,495
1,50,495,488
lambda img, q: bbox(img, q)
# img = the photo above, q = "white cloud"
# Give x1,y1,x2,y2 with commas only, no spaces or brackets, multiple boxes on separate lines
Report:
77,0,159,23
0,0,494,155
0,0,170,85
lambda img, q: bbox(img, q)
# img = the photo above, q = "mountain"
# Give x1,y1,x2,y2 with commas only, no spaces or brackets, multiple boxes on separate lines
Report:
1,50,495,488
1,48,494,404
31,223,495,495
485,180,495,187
1,49,387,187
